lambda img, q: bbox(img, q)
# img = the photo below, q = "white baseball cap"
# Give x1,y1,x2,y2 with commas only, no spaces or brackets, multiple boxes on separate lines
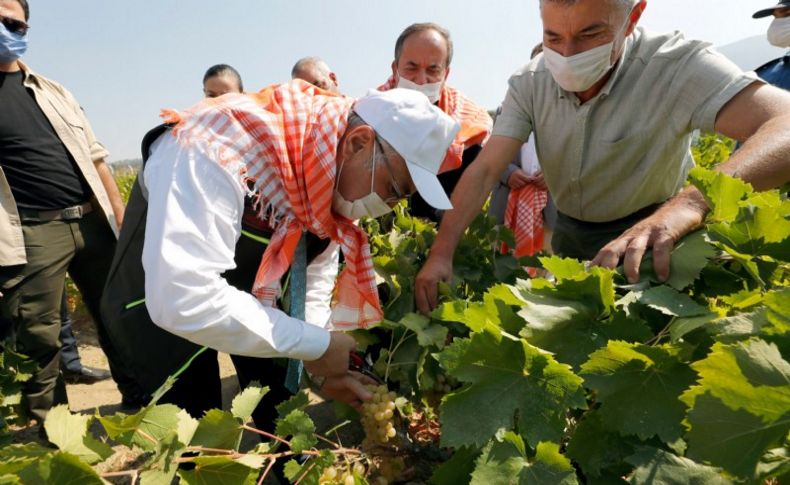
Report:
353,88,460,210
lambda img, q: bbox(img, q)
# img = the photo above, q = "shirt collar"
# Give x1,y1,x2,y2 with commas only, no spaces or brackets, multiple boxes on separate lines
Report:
16,60,41,88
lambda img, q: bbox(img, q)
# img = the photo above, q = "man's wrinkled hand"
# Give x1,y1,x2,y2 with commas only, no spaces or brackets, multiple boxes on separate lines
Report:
591,193,707,284
317,371,377,409
304,332,356,378
415,255,453,315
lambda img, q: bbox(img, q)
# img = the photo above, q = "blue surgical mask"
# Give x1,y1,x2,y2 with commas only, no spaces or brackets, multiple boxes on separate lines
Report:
0,21,28,64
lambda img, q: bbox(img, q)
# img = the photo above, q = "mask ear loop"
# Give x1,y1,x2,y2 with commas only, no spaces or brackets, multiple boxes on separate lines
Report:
369,140,378,192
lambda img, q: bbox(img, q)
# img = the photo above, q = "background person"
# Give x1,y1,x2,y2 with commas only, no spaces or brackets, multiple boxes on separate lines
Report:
0,0,143,427
202,63,244,98
378,22,492,222
752,1,790,90
291,56,340,94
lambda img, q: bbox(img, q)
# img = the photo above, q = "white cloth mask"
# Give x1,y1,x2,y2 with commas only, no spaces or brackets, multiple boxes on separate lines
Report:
543,14,631,93
333,142,394,220
396,75,442,104
768,17,790,48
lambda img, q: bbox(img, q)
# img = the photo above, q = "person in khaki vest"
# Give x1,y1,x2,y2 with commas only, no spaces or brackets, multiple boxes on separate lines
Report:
0,0,144,429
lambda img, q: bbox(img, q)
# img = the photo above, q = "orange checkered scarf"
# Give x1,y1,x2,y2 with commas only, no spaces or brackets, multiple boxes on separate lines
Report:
161,80,383,329
378,77,492,173
504,185,548,259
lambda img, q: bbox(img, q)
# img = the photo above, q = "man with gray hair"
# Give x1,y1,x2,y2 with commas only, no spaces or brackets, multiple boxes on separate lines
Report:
291,56,340,94
415,0,790,313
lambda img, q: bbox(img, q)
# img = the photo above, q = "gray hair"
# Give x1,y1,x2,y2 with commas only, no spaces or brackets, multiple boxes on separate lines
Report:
291,56,330,79
539,0,636,15
345,113,397,169
394,23,454,68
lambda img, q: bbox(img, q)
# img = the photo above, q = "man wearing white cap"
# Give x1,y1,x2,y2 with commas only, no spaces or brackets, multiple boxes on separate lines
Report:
107,80,457,434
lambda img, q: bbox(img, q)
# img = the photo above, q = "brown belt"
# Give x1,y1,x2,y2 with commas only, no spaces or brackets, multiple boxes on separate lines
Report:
18,202,94,222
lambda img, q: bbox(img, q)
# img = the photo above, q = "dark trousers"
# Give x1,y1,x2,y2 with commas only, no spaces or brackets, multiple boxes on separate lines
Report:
552,204,661,260
0,212,139,422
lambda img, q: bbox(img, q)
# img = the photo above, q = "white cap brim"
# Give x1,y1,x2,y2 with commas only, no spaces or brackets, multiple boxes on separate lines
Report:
405,161,453,210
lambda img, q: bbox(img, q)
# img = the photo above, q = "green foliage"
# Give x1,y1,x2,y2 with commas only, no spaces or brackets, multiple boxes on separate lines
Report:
0,345,36,441
691,132,735,170
360,168,789,483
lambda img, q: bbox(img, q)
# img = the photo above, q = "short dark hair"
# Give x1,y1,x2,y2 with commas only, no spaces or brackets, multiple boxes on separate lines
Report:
394,23,453,68
202,64,244,92
14,0,29,21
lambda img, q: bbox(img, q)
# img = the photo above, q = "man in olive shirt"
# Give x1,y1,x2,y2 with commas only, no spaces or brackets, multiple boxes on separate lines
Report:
415,0,790,313
0,0,142,425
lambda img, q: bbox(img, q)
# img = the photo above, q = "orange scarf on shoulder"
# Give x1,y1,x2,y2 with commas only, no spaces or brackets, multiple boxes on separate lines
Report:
161,80,382,329
378,77,492,173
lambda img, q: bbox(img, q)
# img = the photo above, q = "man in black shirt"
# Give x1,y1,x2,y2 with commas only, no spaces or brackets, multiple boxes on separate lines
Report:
0,0,143,427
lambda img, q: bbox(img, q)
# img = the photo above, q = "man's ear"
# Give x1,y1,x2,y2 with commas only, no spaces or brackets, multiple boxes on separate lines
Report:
342,125,374,159
391,60,399,80
330,72,338,85
443,66,451,82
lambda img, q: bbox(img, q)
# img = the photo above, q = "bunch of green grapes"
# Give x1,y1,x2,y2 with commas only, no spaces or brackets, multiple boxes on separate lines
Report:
431,372,459,394
318,462,365,485
361,384,398,447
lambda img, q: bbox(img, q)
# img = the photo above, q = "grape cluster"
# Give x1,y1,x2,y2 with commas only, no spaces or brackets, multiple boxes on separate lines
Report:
318,462,365,485
361,384,398,447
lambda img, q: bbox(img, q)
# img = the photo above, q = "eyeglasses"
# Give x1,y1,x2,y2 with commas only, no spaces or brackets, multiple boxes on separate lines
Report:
373,136,407,204
1,15,28,36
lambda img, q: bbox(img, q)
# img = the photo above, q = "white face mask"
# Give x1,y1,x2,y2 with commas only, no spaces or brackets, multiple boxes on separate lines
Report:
396,75,442,104
768,17,790,48
543,16,631,93
332,142,394,220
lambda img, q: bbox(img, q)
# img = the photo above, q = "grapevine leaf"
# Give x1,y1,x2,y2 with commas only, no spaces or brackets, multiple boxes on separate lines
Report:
17,452,107,485
283,449,335,484
719,288,764,311
230,385,268,423
670,314,716,342
176,409,199,446
138,431,185,485
566,411,636,479
429,446,481,485
625,446,730,484
580,342,696,443
178,456,259,485
470,437,578,485
275,409,317,453
439,329,585,449
651,230,717,290
97,403,184,452
689,167,752,222
639,286,709,317
43,405,113,465
0,443,52,476
539,256,586,280
707,309,768,343
521,307,653,370
190,409,243,450
275,391,310,418
399,313,449,348
685,393,790,479
682,340,790,422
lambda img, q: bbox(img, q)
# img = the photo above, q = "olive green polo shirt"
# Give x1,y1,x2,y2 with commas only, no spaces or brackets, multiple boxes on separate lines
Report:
493,27,761,223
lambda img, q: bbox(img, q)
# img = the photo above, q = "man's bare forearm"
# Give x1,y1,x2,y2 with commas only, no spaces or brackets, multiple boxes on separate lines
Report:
94,159,126,227
717,113,790,191
430,136,523,261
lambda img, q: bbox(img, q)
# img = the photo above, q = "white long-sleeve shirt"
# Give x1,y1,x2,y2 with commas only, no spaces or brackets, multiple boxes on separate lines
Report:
142,134,336,360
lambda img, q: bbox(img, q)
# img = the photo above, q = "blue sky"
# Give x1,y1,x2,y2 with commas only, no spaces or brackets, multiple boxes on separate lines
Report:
21,0,784,160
